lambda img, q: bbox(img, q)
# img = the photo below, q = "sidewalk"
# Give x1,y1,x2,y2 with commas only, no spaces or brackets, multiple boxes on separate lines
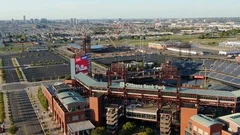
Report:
26,86,62,135
3,92,10,135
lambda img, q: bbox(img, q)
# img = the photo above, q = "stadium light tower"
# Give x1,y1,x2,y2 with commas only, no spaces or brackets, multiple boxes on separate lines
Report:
202,65,207,88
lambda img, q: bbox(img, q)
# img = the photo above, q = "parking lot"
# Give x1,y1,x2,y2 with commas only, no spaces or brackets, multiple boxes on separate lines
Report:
23,64,70,82
4,69,20,83
9,90,43,135
16,51,68,65
0,51,70,83
1,57,20,83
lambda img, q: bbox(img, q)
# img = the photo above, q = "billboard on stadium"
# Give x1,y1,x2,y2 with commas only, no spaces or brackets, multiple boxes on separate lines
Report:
75,55,89,74
194,76,204,79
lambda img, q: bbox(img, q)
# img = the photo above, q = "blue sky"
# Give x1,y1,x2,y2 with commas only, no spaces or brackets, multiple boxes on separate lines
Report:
0,0,239,20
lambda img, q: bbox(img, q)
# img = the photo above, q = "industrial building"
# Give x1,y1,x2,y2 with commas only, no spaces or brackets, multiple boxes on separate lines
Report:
148,40,191,51
219,42,240,48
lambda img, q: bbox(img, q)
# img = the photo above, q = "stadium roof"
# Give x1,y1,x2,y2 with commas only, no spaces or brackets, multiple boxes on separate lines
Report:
180,88,236,97
218,113,240,127
190,114,223,127
75,72,240,97
75,72,97,86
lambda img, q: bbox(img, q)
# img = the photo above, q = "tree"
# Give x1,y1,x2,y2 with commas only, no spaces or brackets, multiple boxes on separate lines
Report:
91,127,106,135
38,87,48,111
121,122,136,135
145,128,154,135
198,34,205,39
139,128,154,135
205,33,210,39
21,33,27,42
139,132,148,135
9,124,18,134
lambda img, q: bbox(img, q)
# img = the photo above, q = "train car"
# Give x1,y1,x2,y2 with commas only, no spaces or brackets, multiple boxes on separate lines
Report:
167,47,203,55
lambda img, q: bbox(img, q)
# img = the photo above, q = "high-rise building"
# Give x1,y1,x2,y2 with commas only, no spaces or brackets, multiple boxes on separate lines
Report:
23,15,26,22
34,19,39,24
40,18,47,23
74,18,77,25
70,18,74,25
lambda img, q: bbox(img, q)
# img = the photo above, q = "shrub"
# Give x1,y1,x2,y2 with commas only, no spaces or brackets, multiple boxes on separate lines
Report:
0,92,5,123
37,87,48,111
8,124,18,134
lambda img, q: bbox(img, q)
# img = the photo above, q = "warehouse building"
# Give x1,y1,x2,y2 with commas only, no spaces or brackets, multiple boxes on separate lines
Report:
219,41,240,48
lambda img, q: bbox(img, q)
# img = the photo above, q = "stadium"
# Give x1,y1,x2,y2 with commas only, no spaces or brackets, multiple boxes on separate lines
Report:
68,53,240,134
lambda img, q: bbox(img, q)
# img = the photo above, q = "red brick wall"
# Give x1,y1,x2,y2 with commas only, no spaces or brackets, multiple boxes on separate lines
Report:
222,130,232,135
192,120,210,134
42,84,89,134
210,124,222,135
42,85,53,110
180,108,198,135
89,96,103,126
191,119,222,135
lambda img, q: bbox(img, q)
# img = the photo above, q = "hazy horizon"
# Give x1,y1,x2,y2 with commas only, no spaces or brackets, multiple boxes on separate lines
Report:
1,0,240,20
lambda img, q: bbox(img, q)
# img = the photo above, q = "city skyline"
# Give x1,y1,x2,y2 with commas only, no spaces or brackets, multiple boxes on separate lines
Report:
1,0,240,20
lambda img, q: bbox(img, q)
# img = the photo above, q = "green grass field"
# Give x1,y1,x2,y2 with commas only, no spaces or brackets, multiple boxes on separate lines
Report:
0,42,35,53
92,34,240,47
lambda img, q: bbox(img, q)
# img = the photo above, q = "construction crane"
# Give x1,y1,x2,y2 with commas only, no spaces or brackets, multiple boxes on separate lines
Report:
108,23,120,48
108,36,117,48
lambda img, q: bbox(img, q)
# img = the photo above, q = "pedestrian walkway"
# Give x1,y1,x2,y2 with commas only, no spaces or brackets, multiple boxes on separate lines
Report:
27,86,62,135
3,92,11,135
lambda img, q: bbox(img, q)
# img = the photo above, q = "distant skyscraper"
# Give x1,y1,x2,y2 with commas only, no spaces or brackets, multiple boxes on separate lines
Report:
34,19,39,24
74,18,77,25
30,19,34,24
40,18,47,23
70,18,74,25
23,15,26,22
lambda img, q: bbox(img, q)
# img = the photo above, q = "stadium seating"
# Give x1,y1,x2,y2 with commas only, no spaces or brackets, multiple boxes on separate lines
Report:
175,59,240,87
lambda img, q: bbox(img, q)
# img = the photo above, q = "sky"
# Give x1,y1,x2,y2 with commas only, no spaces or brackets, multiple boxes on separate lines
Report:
0,0,240,20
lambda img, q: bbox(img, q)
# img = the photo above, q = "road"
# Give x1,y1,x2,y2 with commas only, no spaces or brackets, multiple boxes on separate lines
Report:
9,90,43,135
1,79,65,91
91,62,107,74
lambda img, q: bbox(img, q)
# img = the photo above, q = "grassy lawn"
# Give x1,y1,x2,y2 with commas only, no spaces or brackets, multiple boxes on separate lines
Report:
192,36,240,46
93,38,160,46
12,59,24,81
0,92,5,123
93,34,240,47
0,42,35,53
7,42,34,47
93,35,198,46
0,59,5,83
